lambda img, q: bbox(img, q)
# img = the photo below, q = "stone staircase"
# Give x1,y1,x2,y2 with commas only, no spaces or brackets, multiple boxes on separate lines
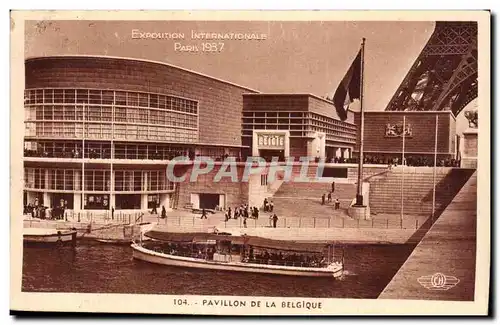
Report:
369,167,475,216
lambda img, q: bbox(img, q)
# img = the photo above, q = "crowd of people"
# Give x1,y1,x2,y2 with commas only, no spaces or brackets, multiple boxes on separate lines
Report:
24,147,244,162
326,155,461,167
224,204,260,222
243,248,326,268
147,242,326,268
221,199,279,228
24,148,83,158
23,203,67,220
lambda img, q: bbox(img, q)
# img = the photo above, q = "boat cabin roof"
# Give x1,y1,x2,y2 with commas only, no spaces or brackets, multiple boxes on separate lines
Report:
144,231,329,253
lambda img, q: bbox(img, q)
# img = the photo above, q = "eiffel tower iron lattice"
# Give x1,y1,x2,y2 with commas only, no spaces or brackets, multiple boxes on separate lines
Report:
385,22,477,117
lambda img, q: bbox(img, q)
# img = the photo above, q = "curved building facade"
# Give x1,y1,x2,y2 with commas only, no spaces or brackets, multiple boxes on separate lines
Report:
23,56,257,212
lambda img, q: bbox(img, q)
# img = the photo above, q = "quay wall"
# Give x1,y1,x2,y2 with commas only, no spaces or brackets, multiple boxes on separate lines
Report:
23,219,145,241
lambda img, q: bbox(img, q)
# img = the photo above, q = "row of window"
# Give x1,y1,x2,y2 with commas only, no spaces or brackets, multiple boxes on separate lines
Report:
24,168,174,192
24,141,240,160
242,112,307,118
25,89,198,114
25,122,198,142
242,124,307,131
310,127,356,144
26,105,197,127
241,130,323,138
243,111,357,130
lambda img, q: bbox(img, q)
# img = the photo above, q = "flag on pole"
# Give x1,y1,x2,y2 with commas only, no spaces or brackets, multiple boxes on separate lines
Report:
330,49,362,121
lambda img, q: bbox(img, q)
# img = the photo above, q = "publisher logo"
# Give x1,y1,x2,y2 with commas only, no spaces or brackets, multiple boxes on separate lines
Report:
417,273,460,290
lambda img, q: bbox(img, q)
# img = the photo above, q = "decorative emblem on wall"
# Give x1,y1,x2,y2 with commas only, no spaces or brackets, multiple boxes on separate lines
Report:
385,122,413,138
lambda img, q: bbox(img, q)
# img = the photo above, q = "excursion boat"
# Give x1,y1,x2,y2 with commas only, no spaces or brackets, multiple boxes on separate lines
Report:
131,231,344,278
23,228,77,246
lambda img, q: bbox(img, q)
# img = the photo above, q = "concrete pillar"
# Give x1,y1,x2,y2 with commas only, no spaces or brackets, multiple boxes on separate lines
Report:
110,193,116,211
461,128,478,168
317,133,326,159
143,171,148,191
160,193,170,211
219,194,225,209
190,193,200,209
43,192,51,208
336,148,341,158
141,194,148,211
73,193,81,211
45,168,50,191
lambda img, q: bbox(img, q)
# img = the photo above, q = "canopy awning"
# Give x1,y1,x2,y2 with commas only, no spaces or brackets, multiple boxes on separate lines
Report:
144,231,329,253
244,236,328,253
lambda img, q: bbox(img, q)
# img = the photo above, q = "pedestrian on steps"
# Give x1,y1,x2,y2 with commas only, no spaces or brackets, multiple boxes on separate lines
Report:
321,193,326,205
272,214,279,228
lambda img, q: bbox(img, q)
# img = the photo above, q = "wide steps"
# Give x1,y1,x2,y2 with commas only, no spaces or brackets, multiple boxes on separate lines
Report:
274,182,356,200
369,168,474,216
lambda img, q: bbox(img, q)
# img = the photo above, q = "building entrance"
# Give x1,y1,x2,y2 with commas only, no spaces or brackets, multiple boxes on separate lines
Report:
199,193,220,210
259,149,285,162
52,193,74,209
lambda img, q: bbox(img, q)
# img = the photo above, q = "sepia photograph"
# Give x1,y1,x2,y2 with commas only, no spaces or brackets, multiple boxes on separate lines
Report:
9,10,490,315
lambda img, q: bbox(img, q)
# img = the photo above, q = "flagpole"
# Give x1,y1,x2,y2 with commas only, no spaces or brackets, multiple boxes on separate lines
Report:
355,37,366,206
82,103,85,211
400,116,406,225
432,115,439,222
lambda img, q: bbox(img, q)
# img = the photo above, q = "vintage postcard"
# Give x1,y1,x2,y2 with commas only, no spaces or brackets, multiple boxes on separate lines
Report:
10,10,490,316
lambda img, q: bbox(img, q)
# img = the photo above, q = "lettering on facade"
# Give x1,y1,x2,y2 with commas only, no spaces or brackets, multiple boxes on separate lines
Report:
385,123,413,138
257,134,285,148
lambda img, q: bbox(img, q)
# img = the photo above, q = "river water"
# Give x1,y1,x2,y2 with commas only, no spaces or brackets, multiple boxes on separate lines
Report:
22,243,415,299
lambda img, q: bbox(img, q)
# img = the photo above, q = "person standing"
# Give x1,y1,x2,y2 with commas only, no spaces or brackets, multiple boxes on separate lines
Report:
335,198,340,210
327,192,332,203
272,214,279,228
111,206,115,220
321,193,326,205
161,206,167,219
151,200,158,214
331,181,335,193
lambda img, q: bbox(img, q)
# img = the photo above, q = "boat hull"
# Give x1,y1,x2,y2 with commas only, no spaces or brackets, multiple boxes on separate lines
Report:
95,238,132,245
132,244,343,278
23,230,77,245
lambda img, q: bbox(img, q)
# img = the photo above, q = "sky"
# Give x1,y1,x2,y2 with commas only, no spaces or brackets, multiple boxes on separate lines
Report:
24,19,474,131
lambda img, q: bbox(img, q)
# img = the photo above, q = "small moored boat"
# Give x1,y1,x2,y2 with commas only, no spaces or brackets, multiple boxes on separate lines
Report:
132,231,344,278
23,228,77,246
95,238,132,245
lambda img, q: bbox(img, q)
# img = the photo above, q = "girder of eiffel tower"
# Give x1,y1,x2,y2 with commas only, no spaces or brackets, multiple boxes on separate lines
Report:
385,21,477,117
